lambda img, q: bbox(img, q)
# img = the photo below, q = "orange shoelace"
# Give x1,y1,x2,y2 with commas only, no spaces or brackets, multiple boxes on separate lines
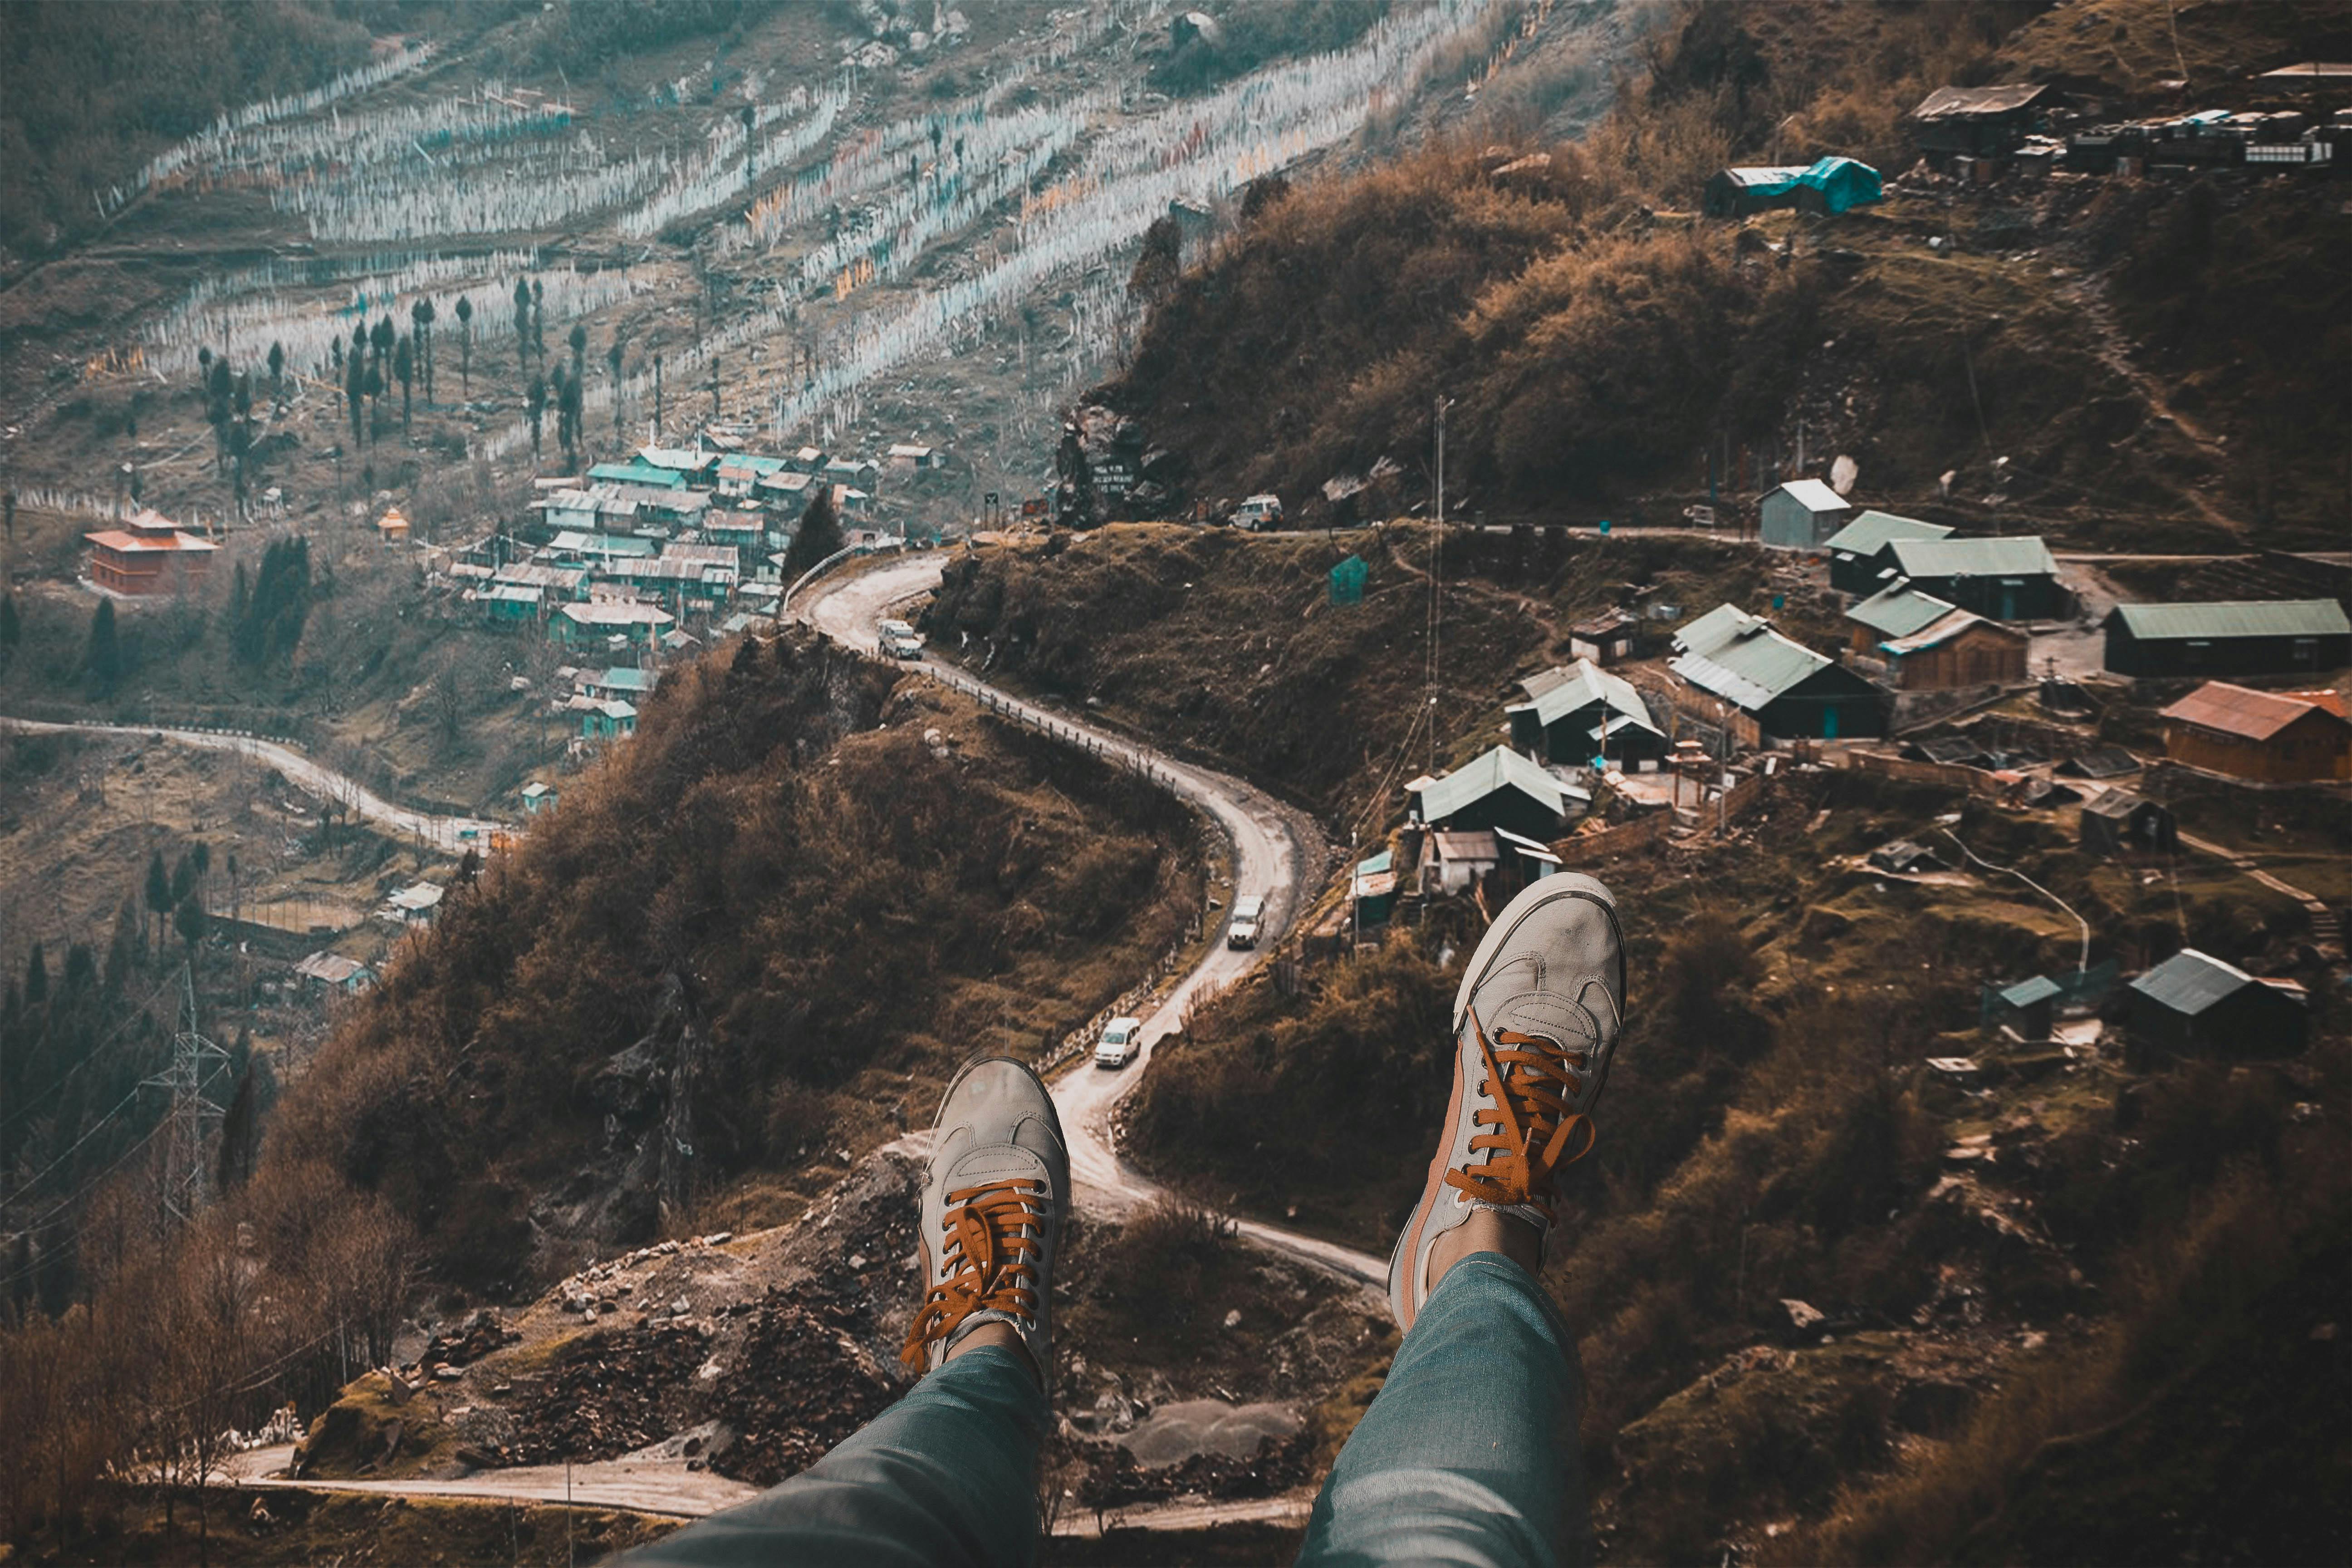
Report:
1443,1006,1597,1219
900,1178,1050,1370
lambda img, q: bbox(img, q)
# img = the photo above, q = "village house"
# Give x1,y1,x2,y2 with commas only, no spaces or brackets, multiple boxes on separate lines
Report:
1884,534,2063,621
521,781,558,815
1701,164,1809,217
1758,479,1854,551
588,458,687,491
1506,660,1667,769
755,470,817,508
1845,582,1959,654
581,666,656,703
1823,510,1956,597
636,445,720,486
1909,83,2055,166
888,443,945,472
1566,608,1638,665
2102,600,2351,679
2079,789,2179,856
1406,745,1574,842
294,951,374,996
1984,975,2059,1041
2127,948,2308,1059
552,599,674,649
380,882,444,927
703,510,770,552
1875,605,2031,691
787,446,829,474
375,505,412,545
474,583,545,626
547,530,660,567
83,508,219,595
534,485,642,535
824,456,881,488
576,698,637,740
1423,829,1499,895
1670,604,1886,740
2156,682,2352,784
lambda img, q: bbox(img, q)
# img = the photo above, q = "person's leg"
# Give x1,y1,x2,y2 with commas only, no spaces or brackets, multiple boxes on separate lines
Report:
624,1339,1048,1568
627,1058,1071,1568
1301,874,1626,1568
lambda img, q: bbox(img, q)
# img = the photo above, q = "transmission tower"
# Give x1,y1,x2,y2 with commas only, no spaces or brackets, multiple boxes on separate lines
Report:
142,965,232,1226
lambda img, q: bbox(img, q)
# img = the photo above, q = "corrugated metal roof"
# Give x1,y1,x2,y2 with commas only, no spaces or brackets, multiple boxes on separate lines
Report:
1847,583,1956,638
1883,607,2018,657
1889,535,2058,578
1431,830,1499,862
1719,164,1813,188
1670,604,1831,710
1411,747,1567,826
2082,787,2153,820
2107,599,2349,642
1493,826,1563,863
2158,681,2347,742
1508,659,1654,730
1824,510,1955,557
1771,479,1850,514
1997,975,2062,1008
2129,948,2258,1017
1911,83,2050,120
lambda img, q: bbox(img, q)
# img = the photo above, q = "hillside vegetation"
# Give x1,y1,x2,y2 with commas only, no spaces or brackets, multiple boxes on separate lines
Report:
268,627,1204,1292
1127,769,2347,1563
1098,0,2349,541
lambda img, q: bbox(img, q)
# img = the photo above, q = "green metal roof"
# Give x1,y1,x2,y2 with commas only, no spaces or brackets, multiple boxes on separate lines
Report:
588,461,686,490
2128,949,2259,1017
1997,975,2062,1009
1847,583,1956,638
1888,535,2058,578
1824,510,1955,557
1508,660,1653,731
1669,604,1830,710
1411,746,1566,825
2106,599,2350,642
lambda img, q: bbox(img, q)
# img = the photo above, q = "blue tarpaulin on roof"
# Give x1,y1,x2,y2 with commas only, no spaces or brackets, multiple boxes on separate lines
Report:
1797,156,1882,212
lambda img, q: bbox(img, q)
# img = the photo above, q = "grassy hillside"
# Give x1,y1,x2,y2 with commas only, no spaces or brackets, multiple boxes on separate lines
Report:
1096,0,2350,542
265,627,1205,1292
1125,768,2348,1563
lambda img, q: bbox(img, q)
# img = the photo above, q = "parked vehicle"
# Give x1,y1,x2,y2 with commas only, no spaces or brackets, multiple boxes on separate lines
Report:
1227,894,1264,949
1095,1015,1144,1068
877,618,924,659
1231,494,1284,530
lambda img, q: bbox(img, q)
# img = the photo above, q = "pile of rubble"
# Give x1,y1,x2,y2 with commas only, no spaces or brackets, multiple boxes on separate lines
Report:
507,1324,712,1463
709,1294,901,1485
553,1234,735,1325
419,1309,519,1372
1072,1426,1316,1511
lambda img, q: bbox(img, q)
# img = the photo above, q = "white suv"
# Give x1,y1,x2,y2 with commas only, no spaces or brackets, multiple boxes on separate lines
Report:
1095,1016,1144,1069
1231,494,1284,530
1227,894,1264,949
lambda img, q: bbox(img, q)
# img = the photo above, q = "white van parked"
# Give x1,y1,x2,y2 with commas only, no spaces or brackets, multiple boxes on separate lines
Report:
1227,894,1264,949
1095,1016,1144,1069
1231,494,1284,530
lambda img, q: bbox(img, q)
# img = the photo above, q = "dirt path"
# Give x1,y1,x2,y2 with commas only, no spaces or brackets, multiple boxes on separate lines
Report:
799,553,1384,1287
2066,277,2243,536
0,715,501,855
2177,831,2345,959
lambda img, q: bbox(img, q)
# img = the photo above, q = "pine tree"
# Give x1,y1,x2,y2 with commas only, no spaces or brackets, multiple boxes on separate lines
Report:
513,278,531,372
146,850,172,946
780,484,844,581
395,335,415,431
455,294,474,395
0,593,19,658
527,374,547,464
267,340,285,404
173,892,206,955
22,942,46,1007
84,598,121,696
608,337,625,435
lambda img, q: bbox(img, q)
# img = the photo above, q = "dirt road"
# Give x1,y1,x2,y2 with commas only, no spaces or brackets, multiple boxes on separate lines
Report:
0,716,502,854
799,554,1384,1287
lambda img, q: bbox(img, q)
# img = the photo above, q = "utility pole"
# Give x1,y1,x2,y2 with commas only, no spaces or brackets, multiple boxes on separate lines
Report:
1429,395,1454,775
142,965,230,1226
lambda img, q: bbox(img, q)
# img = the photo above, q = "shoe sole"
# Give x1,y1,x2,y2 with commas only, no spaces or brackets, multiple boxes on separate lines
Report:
1389,873,1624,1330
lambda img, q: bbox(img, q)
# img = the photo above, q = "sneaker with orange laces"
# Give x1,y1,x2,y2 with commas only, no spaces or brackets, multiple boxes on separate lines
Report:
900,1056,1069,1390
1388,873,1626,1331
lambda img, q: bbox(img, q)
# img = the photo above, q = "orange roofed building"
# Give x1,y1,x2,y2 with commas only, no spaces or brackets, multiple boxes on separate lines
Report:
2158,682,2352,784
84,509,218,596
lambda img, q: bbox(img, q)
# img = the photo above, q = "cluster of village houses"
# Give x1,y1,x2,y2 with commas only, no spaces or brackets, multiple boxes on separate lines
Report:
1376,475,2346,1063
397,436,946,743
1703,68,2350,219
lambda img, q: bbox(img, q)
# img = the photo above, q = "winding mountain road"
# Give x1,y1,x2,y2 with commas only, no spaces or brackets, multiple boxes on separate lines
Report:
0,715,503,854
798,554,1384,1286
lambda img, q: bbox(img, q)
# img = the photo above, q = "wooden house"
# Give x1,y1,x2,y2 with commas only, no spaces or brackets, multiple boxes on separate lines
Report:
2127,948,2308,1059
2157,683,2352,784
1407,746,1573,842
1886,535,2063,621
83,509,217,595
1877,607,2030,691
1823,511,1955,597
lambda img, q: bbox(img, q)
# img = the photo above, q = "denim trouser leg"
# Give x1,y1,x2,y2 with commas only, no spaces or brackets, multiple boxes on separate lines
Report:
1297,1254,1589,1568
623,1345,1048,1568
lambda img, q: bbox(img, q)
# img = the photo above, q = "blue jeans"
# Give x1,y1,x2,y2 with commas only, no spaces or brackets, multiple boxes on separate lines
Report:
627,1253,1587,1568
